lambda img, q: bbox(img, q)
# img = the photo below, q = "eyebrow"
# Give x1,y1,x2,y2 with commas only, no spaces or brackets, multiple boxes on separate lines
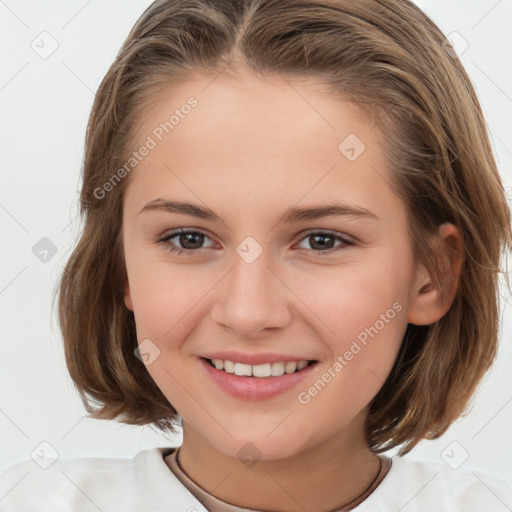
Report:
139,199,380,224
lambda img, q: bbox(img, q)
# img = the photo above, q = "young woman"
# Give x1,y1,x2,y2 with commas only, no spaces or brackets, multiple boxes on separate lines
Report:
1,0,511,510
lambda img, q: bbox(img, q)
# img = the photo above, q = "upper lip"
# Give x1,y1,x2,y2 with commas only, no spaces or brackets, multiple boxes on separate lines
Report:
200,351,316,366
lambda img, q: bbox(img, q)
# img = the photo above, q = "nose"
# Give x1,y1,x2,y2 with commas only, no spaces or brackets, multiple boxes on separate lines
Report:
209,246,293,338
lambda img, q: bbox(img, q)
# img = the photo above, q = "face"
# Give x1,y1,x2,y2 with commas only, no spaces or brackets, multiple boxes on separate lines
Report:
122,71,423,460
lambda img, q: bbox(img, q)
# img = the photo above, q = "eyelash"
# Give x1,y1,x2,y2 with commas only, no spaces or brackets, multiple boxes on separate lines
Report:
158,229,354,257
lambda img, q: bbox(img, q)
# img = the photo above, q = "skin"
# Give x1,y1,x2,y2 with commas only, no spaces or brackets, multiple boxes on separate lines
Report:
122,70,462,511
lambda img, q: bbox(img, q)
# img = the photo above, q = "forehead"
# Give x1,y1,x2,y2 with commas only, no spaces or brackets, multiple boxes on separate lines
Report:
133,71,379,155
124,72,400,224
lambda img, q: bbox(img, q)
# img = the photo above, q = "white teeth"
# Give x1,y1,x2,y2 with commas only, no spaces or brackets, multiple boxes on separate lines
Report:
234,362,252,376
209,358,311,378
285,361,298,374
297,360,308,370
252,363,271,377
271,362,285,376
223,360,234,373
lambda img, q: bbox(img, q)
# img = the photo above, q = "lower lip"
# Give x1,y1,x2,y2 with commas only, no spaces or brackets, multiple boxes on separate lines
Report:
199,357,318,401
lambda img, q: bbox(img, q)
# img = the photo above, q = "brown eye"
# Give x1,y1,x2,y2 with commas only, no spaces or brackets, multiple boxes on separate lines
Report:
160,229,214,254
296,231,354,257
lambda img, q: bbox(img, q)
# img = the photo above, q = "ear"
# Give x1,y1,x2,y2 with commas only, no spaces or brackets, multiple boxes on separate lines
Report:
124,280,134,311
407,223,463,326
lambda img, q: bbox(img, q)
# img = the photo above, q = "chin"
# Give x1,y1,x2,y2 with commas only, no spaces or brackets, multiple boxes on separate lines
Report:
196,420,315,462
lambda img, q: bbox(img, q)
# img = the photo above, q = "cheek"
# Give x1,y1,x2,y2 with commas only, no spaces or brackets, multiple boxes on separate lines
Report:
296,284,407,427
296,254,409,396
125,254,217,343
298,253,409,342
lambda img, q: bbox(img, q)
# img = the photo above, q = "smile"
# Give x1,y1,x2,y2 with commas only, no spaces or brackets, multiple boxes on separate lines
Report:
205,357,313,378
200,356,319,401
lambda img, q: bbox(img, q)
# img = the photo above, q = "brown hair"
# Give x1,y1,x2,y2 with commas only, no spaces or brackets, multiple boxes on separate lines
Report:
55,0,512,454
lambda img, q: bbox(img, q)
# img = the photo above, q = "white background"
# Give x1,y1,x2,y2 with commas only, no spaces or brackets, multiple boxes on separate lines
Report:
1,0,511,485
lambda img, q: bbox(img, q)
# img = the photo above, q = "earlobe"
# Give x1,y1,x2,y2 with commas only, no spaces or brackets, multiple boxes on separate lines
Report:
407,223,463,326
124,281,134,311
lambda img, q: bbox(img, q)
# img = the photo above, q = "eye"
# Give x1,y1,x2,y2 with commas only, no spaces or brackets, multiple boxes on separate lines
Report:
159,229,215,255
295,230,354,257
158,229,355,256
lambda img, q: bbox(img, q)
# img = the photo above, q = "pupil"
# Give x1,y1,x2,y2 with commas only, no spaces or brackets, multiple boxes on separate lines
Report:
311,234,333,250
181,233,203,249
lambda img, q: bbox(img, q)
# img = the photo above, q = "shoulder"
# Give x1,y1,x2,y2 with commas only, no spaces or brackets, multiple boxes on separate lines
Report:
356,455,512,512
0,446,207,512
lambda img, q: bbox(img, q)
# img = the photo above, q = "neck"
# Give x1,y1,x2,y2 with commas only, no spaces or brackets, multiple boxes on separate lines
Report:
177,412,387,512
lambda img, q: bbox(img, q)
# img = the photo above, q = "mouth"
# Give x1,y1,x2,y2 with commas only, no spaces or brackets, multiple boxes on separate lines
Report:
199,356,319,401
201,357,318,378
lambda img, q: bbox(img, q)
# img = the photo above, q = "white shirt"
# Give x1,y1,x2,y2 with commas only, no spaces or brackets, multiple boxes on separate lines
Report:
0,446,511,511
